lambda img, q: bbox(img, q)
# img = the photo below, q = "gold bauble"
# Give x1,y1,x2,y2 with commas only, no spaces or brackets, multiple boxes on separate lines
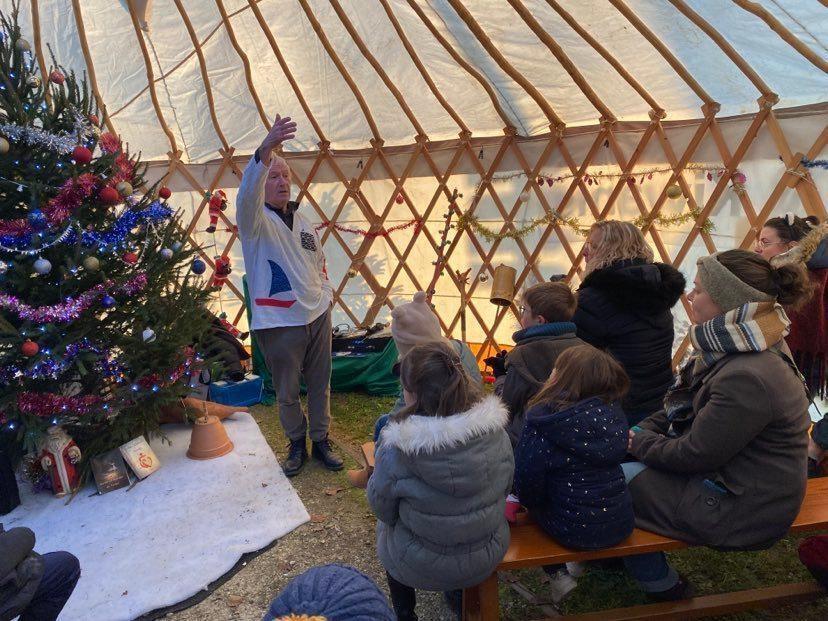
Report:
116,181,133,197
15,39,30,52
0,137,9,154
347,268,358,278
666,185,683,199
26,75,40,88
82,256,100,272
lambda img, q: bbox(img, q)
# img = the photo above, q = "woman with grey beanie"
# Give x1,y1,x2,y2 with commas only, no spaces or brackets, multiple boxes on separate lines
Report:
620,249,813,601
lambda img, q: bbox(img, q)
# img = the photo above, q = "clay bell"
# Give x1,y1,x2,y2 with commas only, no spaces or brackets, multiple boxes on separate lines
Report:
187,416,234,460
490,264,516,306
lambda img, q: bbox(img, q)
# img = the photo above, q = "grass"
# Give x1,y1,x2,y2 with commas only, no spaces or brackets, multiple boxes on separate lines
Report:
252,391,828,620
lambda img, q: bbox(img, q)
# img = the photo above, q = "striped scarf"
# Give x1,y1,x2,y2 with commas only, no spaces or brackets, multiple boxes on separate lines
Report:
664,302,790,429
689,301,791,374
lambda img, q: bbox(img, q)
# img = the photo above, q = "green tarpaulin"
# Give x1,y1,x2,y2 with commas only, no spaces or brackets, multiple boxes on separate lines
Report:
243,276,400,401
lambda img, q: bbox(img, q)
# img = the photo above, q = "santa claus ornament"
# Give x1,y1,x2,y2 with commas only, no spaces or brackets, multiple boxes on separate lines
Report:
206,190,228,233
212,254,231,289
39,426,82,498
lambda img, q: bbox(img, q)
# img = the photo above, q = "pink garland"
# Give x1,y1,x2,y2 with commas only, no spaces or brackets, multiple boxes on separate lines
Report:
0,272,148,323
43,173,99,225
17,392,103,417
315,218,421,238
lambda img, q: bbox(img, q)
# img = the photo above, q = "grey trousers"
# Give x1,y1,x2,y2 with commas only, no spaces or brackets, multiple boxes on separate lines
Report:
254,309,332,442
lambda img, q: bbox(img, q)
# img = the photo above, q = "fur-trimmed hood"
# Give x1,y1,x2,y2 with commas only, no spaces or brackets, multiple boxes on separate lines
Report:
579,261,686,313
380,395,508,455
771,222,828,270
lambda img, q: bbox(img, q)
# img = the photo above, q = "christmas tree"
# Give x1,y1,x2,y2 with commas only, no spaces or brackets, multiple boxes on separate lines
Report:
0,6,212,466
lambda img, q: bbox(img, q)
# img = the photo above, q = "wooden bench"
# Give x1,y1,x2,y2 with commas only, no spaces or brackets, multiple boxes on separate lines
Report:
463,477,828,620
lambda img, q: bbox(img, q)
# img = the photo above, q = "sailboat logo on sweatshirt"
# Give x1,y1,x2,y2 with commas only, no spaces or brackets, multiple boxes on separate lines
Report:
255,260,296,308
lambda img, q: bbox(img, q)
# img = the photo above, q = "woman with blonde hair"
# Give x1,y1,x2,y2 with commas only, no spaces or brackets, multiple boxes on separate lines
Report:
573,220,685,426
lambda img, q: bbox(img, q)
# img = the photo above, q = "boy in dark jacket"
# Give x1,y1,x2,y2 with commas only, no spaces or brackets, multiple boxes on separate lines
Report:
0,525,80,621
514,345,633,602
486,282,584,447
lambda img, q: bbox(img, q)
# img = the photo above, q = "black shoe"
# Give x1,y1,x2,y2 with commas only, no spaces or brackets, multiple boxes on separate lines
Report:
283,438,307,477
312,436,344,471
647,574,695,602
808,457,824,478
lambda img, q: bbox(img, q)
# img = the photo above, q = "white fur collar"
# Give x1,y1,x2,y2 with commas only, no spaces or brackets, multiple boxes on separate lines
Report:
380,395,508,455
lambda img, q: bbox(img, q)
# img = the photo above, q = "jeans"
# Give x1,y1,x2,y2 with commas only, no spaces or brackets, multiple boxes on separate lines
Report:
621,461,648,483
385,572,461,620
20,551,81,621
374,413,390,443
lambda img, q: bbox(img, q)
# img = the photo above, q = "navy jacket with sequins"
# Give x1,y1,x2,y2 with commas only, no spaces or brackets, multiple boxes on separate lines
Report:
514,397,634,550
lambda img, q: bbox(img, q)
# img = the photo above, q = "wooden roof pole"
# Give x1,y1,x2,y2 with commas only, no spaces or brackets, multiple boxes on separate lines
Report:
377,0,468,134
214,0,269,129
507,0,614,121
28,0,50,107
328,0,425,137
444,0,566,129
125,0,178,153
172,0,229,151
404,0,513,129
608,0,715,106
668,0,776,99
731,0,828,72
294,0,381,141
70,0,117,134
246,0,327,142
543,0,663,116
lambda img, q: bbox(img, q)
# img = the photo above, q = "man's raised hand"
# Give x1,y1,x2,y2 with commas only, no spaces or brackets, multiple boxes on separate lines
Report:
259,114,297,164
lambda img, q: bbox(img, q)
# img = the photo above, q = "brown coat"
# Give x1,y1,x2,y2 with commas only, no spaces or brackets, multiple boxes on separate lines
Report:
629,346,810,550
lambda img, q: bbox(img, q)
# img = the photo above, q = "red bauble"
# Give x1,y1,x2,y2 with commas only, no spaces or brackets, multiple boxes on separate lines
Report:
72,146,93,165
122,252,139,265
158,186,172,200
99,186,121,205
49,70,65,85
21,340,39,357
88,114,100,126
395,193,404,204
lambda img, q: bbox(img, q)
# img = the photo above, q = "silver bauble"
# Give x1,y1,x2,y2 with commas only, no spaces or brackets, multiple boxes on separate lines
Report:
142,328,156,343
33,258,51,275
160,248,174,260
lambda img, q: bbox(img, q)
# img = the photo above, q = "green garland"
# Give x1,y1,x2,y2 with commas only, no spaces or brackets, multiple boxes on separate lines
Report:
457,209,714,242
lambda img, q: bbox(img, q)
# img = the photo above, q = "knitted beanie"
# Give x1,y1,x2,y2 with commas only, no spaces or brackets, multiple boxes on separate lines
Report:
263,564,394,621
696,253,773,313
391,291,445,358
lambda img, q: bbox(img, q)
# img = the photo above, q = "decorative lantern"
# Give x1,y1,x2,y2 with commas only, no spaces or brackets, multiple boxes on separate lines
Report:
490,264,516,307
39,426,82,497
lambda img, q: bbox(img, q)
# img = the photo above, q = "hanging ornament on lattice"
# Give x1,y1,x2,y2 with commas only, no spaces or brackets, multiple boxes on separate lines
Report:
206,190,228,233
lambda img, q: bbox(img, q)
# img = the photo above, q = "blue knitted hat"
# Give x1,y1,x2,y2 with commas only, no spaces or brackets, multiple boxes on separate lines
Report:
263,564,395,621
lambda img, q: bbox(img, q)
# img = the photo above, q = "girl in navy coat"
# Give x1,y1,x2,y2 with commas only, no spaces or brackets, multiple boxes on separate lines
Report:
514,344,634,600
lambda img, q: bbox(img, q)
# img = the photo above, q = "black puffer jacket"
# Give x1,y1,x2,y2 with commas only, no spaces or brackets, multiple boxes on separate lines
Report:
573,260,685,424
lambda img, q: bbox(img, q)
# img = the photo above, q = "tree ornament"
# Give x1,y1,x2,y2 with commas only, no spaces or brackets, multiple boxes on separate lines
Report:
346,267,358,278
15,38,31,52
99,186,121,205
191,258,206,275
142,328,156,343
0,260,8,275
101,295,116,308
115,181,133,197
33,258,51,275
48,70,64,85
395,193,404,205
122,251,139,265
206,190,227,233
518,190,530,203
732,171,747,185
479,273,489,283
159,248,173,260
72,145,93,165
26,75,40,88
21,340,39,357
158,186,172,200
82,256,100,272
0,137,9,154
88,114,99,126
27,209,47,230
666,185,683,199
171,241,183,252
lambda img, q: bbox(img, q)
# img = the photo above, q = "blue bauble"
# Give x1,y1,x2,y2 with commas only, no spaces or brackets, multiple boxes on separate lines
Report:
171,241,183,252
28,209,47,230
101,295,116,308
191,259,206,275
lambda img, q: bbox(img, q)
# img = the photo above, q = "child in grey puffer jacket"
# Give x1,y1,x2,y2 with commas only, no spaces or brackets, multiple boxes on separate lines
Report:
367,341,514,621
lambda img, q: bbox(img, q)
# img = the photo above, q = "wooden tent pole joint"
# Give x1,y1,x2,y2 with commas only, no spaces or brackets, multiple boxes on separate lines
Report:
458,130,473,142
318,140,331,153
369,138,385,148
702,102,721,116
648,109,667,121
785,152,808,189
551,123,566,137
503,126,518,137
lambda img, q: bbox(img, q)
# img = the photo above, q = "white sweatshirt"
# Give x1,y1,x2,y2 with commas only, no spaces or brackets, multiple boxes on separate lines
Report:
236,155,332,330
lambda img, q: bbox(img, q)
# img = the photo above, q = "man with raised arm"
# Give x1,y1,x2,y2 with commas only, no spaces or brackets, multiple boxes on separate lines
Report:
236,115,342,477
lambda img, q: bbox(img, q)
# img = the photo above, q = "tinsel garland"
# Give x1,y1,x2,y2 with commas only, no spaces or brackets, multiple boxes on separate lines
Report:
458,212,589,241
0,339,123,385
0,202,171,254
633,208,715,233
802,158,828,170
314,218,421,237
17,392,103,417
0,272,148,323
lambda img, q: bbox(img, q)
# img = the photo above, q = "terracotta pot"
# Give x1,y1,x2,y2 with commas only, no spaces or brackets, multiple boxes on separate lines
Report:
187,415,234,460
